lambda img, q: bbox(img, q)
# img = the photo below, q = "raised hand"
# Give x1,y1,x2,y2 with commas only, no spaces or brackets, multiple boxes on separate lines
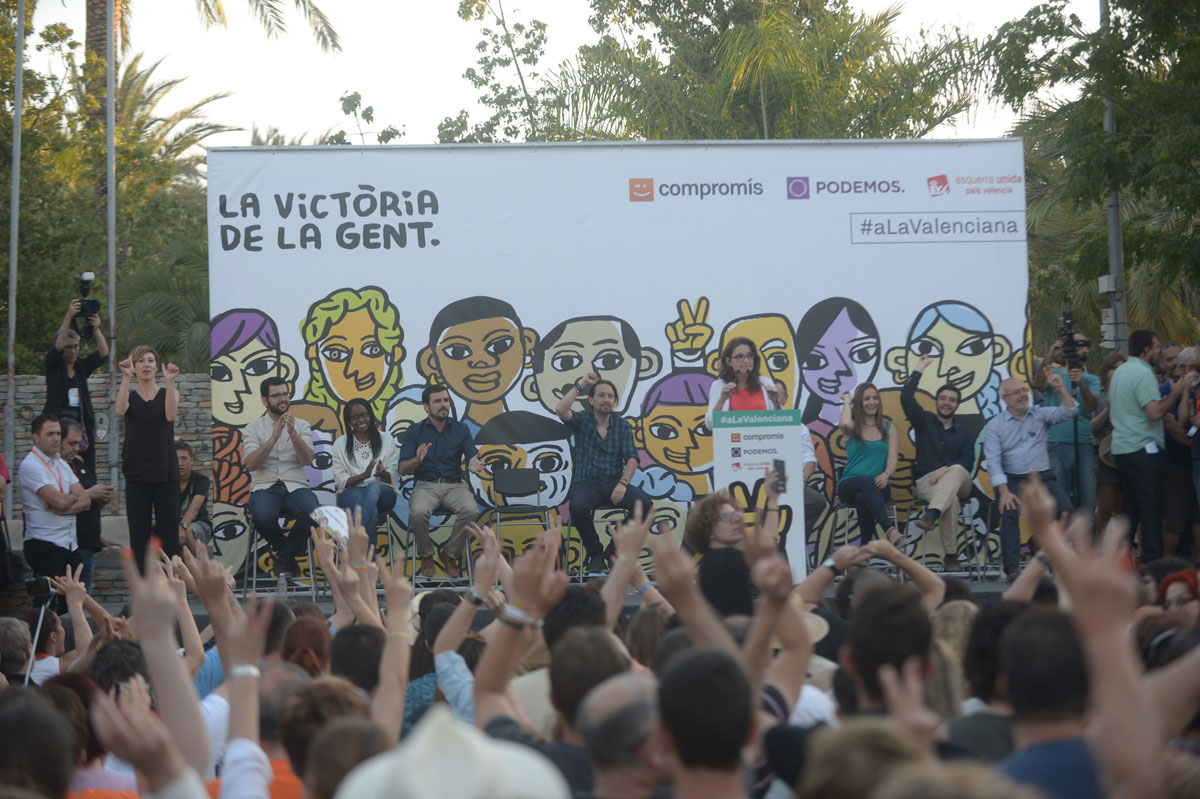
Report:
223,593,276,667
347,505,371,564
915,354,934,372
650,536,696,606
471,524,502,592
49,563,88,608
830,544,872,572
1047,372,1065,393
664,297,713,355
181,546,233,611
118,358,133,376
751,556,792,605
89,315,101,330
879,657,941,753
91,687,188,794
163,363,179,383
579,371,600,390
376,555,413,625
509,533,567,620
122,542,178,639
865,538,900,562
1018,472,1058,542
67,299,82,318
612,503,651,560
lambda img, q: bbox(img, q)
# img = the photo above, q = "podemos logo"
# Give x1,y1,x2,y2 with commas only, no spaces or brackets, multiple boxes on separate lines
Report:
629,178,654,202
786,177,810,199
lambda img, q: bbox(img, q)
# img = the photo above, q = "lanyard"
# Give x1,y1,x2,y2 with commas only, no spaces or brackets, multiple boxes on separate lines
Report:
31,449,64,493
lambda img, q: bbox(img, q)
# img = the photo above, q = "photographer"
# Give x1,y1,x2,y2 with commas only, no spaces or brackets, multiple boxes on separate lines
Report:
1035,331,1099,514
43,298,108,473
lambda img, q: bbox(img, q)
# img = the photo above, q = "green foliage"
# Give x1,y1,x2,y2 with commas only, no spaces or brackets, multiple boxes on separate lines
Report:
985,0,1200,295
116,236,211,370
327,91,404,145
0,4,223,373
440,0,984,144
439,0,553,142
190,0,341,52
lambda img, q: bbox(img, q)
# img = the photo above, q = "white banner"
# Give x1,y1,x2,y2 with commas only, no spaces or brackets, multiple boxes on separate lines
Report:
206,140,1026,576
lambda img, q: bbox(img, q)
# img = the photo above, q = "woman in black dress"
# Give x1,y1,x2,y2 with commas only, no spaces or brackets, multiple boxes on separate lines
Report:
117,345,181,570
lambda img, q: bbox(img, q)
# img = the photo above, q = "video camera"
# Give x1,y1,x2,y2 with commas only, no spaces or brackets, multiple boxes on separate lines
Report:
75,272,101,339
1057,311,1087,370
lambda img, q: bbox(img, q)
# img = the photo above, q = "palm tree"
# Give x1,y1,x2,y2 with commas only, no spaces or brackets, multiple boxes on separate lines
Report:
116,236,211,371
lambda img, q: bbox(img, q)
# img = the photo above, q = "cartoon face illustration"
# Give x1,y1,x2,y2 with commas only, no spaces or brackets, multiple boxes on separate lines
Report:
290,401,342,505
467,411,574,509
418,297,538,425
208,500,252,576
635,371,716,477
884,301,1012,418
302,286,405,420
706,314,799,409
523,316,662,415
629,179,654,201
210,309,299,428
796,300,880,426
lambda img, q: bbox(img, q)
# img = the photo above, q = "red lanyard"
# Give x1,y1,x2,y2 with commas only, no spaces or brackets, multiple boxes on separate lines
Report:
31,449,64,493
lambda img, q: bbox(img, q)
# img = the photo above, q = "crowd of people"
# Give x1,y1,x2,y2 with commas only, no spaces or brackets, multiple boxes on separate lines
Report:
1,305,1200,798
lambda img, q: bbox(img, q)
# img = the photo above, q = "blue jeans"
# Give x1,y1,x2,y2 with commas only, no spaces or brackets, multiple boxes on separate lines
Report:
247,482,320,560
78,548,96,593
837,475,894,543
1049,441,1097,515
338,481,398,534
999,471,1072,572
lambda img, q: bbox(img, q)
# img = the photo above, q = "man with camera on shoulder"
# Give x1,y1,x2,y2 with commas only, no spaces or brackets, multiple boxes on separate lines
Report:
1034,328,1099,515
43,294,108,473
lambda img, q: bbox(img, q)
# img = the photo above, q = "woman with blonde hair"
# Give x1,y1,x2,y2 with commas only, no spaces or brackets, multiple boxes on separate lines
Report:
117,344,181,570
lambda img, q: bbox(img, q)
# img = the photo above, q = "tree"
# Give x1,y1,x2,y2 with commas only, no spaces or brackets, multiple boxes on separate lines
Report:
985,0,1200,293
116,236,211,371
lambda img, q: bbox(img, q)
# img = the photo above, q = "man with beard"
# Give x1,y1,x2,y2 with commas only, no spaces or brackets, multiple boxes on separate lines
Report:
398,385,485,578
556,372,656,574
902,354,977,572
243,377,317,575
1109,329,1198,562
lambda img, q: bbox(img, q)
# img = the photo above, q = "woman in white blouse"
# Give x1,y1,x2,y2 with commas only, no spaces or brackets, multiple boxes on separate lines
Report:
332,398,399,532
705,336,787,427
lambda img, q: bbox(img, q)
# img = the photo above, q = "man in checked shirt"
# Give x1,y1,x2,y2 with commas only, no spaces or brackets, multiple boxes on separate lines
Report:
556,371,659,574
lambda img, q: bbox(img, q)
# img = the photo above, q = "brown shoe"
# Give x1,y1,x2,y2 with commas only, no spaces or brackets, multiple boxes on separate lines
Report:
942,554,963,572
439,550,461,579
419,556,436,578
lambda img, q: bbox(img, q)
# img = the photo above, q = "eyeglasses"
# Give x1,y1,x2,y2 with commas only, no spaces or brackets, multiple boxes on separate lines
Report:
717,511,741,522
1003,388,1029,398
730,353,754,361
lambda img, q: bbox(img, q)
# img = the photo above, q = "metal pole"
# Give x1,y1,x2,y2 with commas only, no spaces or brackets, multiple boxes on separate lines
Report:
5,0,26,523
1101,0,1128,355
106,0,119,497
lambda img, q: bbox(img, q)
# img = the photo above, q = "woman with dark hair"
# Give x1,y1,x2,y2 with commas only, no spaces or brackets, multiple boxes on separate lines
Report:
331,398,398,533
837,382,903,546
705,336,786,427
796,298,881,436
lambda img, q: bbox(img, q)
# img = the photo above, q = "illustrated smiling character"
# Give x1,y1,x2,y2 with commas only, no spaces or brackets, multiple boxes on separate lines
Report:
417,297,539,432
629,178,654,201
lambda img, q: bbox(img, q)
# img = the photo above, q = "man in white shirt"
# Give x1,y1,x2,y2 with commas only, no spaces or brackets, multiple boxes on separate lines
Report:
18,415,102,579
242,378,317,576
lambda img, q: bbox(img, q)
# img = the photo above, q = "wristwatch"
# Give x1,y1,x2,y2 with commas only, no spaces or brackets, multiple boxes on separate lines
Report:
821,557,842,577
464,588,485,606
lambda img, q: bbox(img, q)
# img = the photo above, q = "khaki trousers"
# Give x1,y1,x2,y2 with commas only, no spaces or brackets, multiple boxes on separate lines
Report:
913,464,972,555
409,481,478,558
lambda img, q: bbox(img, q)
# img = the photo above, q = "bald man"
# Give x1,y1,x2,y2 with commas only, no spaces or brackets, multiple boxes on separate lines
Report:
983,374,1077,580
576,673,669,799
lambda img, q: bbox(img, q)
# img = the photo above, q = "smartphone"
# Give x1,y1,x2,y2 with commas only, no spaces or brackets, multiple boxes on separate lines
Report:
772,459,787,493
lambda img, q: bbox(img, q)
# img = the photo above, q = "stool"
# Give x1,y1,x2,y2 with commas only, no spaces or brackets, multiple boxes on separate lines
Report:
834,500,902,579
406,512,472,588
242,509,317,603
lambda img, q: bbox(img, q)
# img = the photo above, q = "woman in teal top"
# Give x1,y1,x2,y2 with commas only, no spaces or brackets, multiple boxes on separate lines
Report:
837,382,903,545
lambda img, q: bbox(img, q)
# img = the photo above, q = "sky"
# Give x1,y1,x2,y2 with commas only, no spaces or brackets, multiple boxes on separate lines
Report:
28,0,1099,148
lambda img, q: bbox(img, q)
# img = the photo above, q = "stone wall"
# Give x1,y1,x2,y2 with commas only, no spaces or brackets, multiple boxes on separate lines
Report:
1,372,213,516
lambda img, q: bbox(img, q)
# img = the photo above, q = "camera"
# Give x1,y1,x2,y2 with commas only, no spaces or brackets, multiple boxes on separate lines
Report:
75,272,101,338
1057,311,1086,370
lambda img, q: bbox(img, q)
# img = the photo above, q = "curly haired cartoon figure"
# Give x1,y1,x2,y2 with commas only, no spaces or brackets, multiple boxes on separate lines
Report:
300,286,405,423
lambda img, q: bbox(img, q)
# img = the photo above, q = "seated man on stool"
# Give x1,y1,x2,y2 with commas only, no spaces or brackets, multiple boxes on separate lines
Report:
398,385,484,578
556,372,657,574
243,377,318,576
902,353,977,571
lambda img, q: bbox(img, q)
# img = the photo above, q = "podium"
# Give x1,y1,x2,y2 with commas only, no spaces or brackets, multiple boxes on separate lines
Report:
712,409,809,580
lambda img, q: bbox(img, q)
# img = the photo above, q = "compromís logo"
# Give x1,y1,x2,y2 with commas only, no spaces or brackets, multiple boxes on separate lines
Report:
629,178,654,202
